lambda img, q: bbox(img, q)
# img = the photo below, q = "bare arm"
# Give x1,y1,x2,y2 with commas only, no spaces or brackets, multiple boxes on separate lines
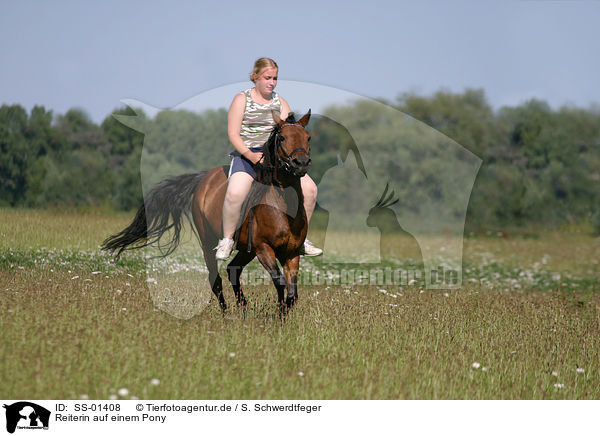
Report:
228,93,262,164
279,96,291,121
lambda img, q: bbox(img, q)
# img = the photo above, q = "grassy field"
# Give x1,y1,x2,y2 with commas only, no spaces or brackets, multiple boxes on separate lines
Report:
1,208,599,399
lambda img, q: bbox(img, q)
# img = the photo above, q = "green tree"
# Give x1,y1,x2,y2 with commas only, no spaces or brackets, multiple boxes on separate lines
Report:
0,104,29,206
395,88,502,158
101,107,146,210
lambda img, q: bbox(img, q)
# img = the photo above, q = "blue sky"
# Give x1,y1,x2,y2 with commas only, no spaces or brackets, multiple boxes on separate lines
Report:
1,0,599,122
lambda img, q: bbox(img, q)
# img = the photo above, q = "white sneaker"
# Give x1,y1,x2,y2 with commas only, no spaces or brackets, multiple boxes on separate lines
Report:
215,238,235,260
301,239,323,257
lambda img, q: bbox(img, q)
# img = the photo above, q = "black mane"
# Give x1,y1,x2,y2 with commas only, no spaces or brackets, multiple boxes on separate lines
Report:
257,112,297,185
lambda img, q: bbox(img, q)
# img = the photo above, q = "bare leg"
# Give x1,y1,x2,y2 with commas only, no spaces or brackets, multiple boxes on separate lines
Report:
222,172,254,239
300,174,318,223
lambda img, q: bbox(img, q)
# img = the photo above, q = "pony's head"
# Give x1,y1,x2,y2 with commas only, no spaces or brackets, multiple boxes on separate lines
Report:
263,110,312,179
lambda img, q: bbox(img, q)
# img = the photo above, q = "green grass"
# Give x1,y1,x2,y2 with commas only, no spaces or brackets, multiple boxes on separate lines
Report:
1,208,599,399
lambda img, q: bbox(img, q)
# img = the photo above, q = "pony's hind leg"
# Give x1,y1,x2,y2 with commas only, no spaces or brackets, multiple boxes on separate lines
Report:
201,244,227,311
227,251,255,307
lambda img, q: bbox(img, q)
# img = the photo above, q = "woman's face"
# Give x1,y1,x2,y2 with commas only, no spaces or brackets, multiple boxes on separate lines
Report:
254,67,278,95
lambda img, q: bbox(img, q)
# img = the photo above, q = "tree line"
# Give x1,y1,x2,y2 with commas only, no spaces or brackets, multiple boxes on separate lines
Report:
1,89,599,233
395,90,600,233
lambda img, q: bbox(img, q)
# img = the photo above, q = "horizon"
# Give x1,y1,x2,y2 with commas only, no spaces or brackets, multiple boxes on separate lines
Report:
4,83,600,126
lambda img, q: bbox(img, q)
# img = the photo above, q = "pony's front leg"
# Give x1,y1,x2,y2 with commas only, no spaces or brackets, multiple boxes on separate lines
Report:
255,245,287,307
283,256,300,308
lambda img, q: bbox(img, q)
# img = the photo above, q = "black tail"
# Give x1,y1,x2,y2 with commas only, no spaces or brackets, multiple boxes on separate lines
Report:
102,172,208,259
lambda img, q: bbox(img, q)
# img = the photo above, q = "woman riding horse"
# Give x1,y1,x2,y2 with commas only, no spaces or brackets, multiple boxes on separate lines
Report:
216,57,322,259
103,110,314,311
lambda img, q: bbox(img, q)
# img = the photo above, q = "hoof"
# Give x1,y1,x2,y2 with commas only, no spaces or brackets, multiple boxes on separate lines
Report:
285,296,297,308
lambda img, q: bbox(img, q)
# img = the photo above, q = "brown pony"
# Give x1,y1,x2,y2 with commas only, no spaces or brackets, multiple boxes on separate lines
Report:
102,111,312,311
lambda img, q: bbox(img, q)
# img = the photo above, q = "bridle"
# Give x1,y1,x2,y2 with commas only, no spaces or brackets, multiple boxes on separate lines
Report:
274,123,310,173
245,122,310,253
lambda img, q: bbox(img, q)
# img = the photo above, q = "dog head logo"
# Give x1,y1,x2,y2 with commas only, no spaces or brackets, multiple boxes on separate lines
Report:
3,402,50,434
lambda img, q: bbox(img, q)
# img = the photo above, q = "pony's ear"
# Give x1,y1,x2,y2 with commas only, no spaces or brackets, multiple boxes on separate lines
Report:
272,111,285,126
298,109,311,127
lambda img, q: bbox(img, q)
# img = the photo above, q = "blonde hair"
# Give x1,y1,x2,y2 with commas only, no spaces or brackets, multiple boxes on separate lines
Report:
250,57,278,83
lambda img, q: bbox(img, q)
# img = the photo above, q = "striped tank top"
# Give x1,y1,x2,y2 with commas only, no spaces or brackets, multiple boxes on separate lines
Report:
239,88,282,149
